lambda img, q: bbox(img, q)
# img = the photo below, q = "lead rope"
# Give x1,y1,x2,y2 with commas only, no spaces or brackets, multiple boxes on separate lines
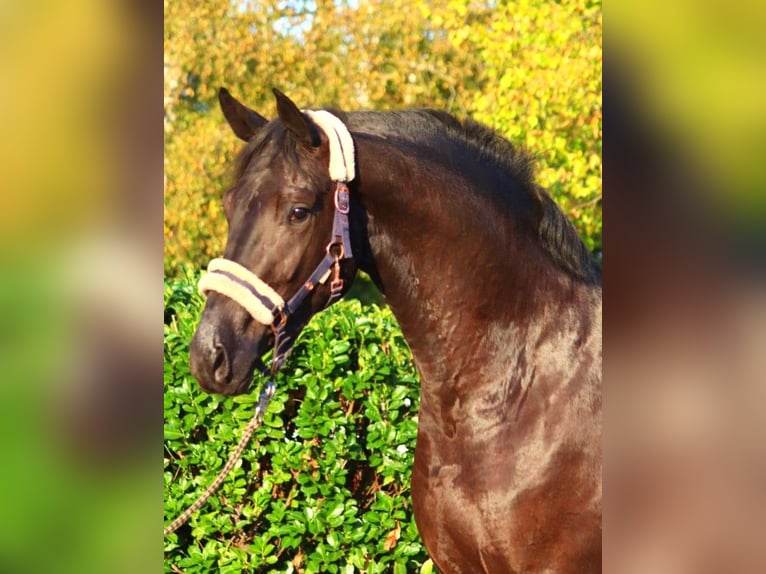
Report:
163,379,276,537
166,108,354,538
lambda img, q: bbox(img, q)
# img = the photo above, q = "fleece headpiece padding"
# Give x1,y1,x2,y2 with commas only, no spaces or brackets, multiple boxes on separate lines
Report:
303,110,355,182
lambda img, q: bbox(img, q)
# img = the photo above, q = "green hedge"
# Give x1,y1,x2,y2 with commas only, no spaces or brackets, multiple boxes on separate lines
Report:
164,270,432,573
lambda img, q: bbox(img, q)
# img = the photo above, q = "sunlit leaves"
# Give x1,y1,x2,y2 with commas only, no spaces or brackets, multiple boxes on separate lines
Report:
432,0,602,252
164,0,601,266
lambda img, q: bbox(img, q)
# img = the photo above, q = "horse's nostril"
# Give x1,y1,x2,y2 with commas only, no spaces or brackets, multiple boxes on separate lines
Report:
212,343,224,370
212,343,230,385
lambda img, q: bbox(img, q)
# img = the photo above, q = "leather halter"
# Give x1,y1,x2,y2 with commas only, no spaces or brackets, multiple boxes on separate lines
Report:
279,181,353,318
198,111,355,375
267,180,353,371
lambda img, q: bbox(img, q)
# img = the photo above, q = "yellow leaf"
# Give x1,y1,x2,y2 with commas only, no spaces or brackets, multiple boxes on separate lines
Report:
383,521,401,551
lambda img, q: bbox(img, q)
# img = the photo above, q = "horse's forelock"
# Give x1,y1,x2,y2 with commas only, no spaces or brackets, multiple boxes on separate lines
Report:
232,120,311,182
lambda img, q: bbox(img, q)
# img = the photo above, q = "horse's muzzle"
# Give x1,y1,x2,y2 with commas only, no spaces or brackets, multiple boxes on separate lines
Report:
188,302,270,396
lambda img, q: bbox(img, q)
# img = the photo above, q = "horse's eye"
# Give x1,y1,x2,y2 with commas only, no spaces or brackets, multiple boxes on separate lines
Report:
289,206,311,223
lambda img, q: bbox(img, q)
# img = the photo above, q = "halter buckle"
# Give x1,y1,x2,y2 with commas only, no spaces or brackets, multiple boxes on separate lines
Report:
330,278,344,297
334,182,350,214
328,251,344,299
271,307,287,328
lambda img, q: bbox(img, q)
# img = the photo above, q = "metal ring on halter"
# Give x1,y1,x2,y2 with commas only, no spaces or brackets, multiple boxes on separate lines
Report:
326,241,344,260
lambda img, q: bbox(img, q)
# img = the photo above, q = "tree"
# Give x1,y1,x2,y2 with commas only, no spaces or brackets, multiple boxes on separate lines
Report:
164,0,602,274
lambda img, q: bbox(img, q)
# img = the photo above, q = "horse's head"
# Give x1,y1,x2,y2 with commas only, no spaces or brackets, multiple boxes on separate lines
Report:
189,88,358,395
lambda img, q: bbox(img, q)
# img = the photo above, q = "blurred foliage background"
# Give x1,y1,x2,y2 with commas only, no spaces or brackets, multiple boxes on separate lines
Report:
164,0,602,276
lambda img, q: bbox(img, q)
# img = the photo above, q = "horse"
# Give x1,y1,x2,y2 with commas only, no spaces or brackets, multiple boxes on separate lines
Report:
189,87,602,573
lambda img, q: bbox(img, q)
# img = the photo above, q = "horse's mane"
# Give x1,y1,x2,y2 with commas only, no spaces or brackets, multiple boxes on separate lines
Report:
342,108,601,284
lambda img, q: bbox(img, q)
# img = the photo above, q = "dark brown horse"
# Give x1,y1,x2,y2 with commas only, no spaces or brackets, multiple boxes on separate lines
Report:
189,88,602,573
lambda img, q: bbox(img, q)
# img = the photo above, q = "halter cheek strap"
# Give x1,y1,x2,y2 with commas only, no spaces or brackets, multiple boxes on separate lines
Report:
197,110,355,374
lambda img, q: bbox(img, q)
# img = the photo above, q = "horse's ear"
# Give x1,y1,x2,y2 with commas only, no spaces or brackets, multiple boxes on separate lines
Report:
218,87,268,142
273,88,320,147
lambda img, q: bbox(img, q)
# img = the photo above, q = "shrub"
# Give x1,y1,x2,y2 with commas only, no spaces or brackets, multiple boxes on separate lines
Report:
164,271,430,573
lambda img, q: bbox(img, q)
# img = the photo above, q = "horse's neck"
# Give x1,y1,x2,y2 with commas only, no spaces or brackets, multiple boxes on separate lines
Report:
353,133,601,431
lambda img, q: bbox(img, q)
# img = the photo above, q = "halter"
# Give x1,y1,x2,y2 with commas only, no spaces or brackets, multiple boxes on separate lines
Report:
197,110,355,375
